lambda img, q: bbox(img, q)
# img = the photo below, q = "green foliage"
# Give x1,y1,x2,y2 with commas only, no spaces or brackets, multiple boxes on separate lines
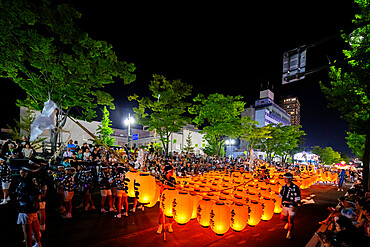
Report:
242,125,272,159
262,124,306,163
129,75,192,155
311,146,342,165
7,108,46,150
346,131,365,158
183,132,194,153
320,0,370,190
95,106,115,147
0,0,136,121
189,93,254,157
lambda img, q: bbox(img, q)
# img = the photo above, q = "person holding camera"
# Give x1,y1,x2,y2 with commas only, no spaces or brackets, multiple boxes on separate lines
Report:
279,172,301,239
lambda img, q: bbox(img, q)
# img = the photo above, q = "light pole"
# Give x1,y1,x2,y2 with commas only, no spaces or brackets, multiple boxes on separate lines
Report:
124,113,135,149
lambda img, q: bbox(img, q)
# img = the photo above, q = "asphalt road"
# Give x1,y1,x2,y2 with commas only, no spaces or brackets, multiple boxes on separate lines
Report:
0,183,348,247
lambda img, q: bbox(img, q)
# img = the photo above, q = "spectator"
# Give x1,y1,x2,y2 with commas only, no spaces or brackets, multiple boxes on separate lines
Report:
0,158,12,204
66,140,76,152
63,147,73,158
22,143,33,159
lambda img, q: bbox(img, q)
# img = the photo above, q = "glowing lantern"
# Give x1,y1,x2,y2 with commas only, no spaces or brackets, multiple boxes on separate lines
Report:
125,170,139,197
260,197,274,221
323,171,330,182
230,202,249,231
145,182,160,207
190,192,202,219
247,200,262,226
196,197,215,227
248,192,260,201
210,202,231,235
271,192,282,213
136,173,156,204
259,187,271,198
172,191,193,225
160,188,178,217
330,172,338,182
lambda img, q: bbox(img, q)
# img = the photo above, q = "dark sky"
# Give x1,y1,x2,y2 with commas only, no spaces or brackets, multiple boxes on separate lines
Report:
1,1,360,155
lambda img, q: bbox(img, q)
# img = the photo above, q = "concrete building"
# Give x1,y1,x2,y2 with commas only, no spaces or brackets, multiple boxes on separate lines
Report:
253,90,291,127
239,89,291,160
280,96,301,126
21,107,206,155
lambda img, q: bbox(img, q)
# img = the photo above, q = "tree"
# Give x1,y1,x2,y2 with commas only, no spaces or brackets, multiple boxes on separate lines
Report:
242,125,272,160
7,108,46,151
311,146,342,165
129,75,192,155
95,106,115,147
183,132,194,154
346,131,365,158
320,0,370,190
0,0,136,152
189,93,254,157
263,124,306,163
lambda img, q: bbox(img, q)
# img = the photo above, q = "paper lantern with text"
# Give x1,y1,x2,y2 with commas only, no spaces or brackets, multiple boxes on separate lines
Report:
145,182,160,207
125,171,139,197
172,191,193,225
210,202,231,235
230,202,249,231
247,200,262,226
271,192,282,213
135,173,156,204
260,197,274,221
196,197,215,227
160,188,178,217
190,192,202,219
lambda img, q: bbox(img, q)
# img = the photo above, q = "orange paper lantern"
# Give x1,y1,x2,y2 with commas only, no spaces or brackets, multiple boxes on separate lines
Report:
247,200,262,226
190,192,202,219
260,197,275,221
172,191,193,225
210,202,231,235
230,202,249,231
196,197,215,227
160,188,178,217
145,182,160,207
136,173,156,204
125,170,139,197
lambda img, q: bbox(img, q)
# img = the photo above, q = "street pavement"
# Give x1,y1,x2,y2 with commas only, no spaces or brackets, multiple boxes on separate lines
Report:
0,183,349,247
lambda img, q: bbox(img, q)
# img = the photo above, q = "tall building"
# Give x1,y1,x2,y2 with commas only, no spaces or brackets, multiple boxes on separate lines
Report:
280,97,301,126
253,90,291,127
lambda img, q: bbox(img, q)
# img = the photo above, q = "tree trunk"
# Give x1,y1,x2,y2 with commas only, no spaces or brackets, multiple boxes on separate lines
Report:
362,132,370,192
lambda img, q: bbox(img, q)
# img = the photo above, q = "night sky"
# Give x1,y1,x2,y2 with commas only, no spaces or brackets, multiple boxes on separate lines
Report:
1,1,360,155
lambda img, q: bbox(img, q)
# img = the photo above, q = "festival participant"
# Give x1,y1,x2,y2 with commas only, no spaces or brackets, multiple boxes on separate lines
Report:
279,172,301,239
74,164,85,209
0,157,12,204
16,167,42,247
157,162,176,234
53,166,66,214
98,166,114,213
114,165,128,218
81,170,95,211
61,167,75,219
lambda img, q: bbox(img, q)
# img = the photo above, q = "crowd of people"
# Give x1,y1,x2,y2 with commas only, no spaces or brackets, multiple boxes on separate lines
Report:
0,138,369,246
316,181,370,246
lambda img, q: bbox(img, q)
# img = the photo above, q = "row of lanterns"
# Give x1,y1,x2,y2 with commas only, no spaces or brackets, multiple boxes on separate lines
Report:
124,166,332,236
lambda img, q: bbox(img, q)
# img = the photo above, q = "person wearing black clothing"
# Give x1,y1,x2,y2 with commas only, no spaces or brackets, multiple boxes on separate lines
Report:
16,167,42,247
279,172,301,239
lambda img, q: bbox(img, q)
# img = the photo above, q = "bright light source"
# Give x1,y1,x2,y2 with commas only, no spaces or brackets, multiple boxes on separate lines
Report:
124,117,135,126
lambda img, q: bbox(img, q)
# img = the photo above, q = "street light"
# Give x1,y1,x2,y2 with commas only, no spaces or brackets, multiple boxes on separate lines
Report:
225,139,235,157
124,113,135,148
